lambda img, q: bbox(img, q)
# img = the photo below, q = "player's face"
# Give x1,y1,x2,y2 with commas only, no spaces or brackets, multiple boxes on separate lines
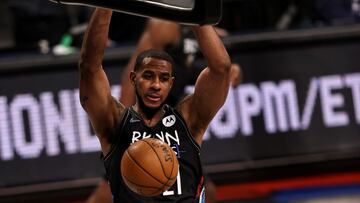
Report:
132,57,174,109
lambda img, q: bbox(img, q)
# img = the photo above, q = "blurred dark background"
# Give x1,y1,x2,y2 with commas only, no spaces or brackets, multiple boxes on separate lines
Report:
1,0,360,52
1,1,360,203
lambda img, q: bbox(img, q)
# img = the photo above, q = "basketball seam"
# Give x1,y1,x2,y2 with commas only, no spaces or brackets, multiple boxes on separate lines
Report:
170,143,176,179
142,139,169,179
159,181,170,194
161,148,177,189
123,175,160,189
122,175,163,196
126,149,167,186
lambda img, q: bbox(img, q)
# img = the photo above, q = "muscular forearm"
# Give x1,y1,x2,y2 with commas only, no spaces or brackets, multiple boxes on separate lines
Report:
192,25,231,74
79,8,112,73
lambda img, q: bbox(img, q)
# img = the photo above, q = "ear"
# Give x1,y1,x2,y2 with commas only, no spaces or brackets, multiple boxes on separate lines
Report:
170,76,175,88
130,71,137,86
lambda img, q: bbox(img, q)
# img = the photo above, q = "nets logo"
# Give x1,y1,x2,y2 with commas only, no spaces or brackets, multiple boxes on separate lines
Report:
162,115,176,127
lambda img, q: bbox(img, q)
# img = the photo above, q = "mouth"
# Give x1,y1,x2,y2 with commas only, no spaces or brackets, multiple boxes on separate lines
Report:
146,94,161,102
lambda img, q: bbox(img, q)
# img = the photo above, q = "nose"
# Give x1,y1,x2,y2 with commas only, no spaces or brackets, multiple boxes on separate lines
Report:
151,77,161,90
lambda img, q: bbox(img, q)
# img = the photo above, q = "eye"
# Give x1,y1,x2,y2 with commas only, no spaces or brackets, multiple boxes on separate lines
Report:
160,74,171,82
142,72,153,80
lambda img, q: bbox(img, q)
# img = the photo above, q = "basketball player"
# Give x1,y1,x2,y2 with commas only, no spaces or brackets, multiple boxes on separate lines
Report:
80,7,232,202
88,18,241,203
87,18,240,203
117,18,240,203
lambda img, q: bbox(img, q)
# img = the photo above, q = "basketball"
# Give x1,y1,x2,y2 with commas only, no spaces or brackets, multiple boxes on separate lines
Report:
121,138,179,197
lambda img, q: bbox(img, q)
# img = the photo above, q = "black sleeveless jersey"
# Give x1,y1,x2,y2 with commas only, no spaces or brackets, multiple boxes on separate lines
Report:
103,105,205,203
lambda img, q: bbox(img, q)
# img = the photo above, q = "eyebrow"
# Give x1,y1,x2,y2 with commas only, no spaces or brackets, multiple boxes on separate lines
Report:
142,69,172,75
161,72,172,76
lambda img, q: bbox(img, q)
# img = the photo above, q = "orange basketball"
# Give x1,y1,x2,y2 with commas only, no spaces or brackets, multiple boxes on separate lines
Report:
121,138,179,197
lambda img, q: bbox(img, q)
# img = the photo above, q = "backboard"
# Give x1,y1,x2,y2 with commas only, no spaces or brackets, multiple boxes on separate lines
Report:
51,0,222,25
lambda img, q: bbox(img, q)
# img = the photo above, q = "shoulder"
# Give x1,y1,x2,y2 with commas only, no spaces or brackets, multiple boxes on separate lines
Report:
175,95,208,145
112,96,126,116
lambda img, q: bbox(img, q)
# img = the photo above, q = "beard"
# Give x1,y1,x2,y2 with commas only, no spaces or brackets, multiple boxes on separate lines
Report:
135,87,166,119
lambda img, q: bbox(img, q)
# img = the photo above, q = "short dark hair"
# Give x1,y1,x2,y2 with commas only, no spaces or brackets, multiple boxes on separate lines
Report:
134,49,174,72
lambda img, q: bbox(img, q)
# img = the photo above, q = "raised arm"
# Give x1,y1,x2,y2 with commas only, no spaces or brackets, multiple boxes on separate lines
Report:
79,8,123,154
119,19,181,106
178,25,231,145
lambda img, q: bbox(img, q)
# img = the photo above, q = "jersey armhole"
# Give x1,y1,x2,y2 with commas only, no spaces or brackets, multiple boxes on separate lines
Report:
173,107,201,153
102,108,130,161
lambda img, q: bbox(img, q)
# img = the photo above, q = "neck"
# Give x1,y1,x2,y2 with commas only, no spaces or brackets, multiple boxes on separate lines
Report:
133,102,165,126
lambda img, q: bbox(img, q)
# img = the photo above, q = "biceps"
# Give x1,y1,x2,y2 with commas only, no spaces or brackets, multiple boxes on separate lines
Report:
192,68,230,120
79,69,114,128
